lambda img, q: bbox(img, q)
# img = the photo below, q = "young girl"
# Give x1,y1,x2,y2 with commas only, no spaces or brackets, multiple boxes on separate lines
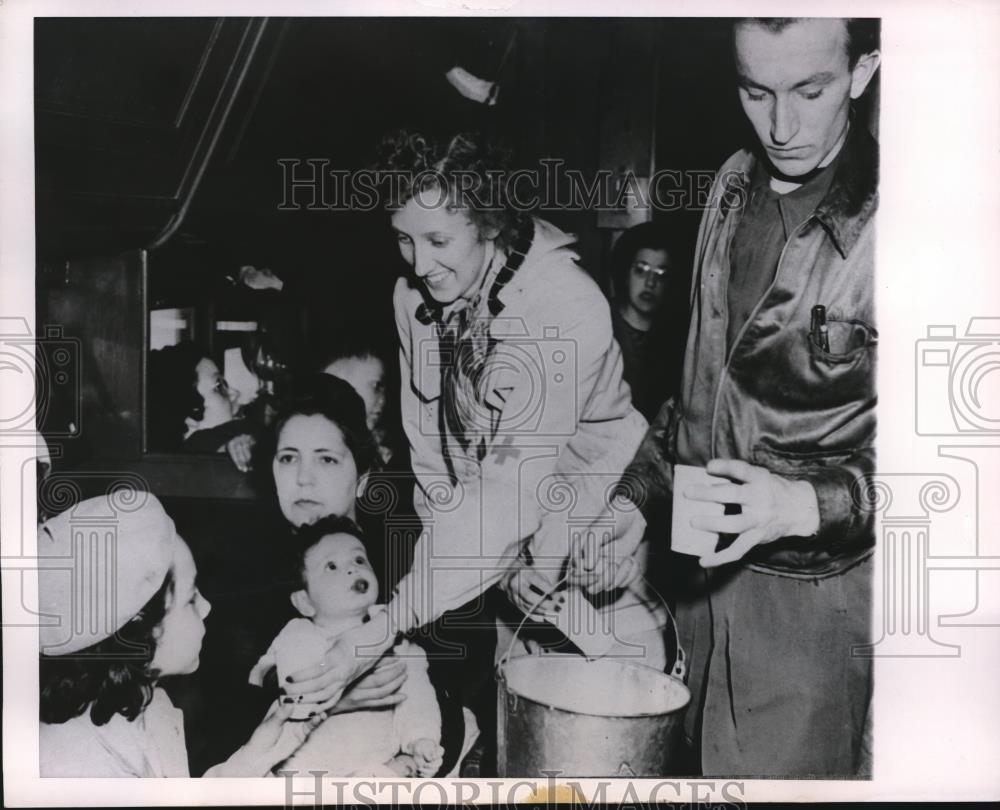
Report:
249,515,443,777
38,491,323,777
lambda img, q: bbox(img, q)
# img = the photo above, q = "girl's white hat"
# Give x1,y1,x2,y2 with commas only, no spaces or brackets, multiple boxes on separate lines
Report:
37,490,181,656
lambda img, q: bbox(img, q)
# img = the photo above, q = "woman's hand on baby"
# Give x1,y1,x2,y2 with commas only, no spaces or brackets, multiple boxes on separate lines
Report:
324,654,407,714
404,738,445,777
282,608,397,713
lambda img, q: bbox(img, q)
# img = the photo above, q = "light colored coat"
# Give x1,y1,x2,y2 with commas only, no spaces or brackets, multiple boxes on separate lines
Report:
40,688,190,777
392,218,661,650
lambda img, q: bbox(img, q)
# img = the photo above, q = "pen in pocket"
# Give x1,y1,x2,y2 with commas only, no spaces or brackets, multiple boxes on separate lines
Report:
810,304,830,352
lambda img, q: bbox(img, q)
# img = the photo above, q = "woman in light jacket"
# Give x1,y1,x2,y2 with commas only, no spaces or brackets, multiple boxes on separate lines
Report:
282,132,668,713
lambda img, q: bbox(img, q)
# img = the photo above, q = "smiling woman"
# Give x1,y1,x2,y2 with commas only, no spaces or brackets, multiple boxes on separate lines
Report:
286,132,675,756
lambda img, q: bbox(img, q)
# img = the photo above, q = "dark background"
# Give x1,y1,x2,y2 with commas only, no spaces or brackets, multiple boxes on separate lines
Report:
34,16,774,474
32,16,878,777
34,17,750,314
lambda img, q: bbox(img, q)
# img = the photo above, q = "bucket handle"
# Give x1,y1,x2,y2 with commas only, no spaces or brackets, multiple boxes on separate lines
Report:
498,570,572,671
499,569,687,682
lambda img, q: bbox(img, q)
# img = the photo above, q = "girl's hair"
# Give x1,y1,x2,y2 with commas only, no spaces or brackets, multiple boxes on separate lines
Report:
374,130,529,253
147,342,206,450
253,373,377,492
288,514,373,592
39,570,175,726
314,327,386,376
609,221,685,301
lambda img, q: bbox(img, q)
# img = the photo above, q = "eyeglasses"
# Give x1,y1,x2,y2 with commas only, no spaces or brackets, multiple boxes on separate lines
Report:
630,261,669,281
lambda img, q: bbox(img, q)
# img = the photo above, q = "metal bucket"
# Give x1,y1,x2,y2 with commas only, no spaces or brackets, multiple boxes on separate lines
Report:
497,654,691,777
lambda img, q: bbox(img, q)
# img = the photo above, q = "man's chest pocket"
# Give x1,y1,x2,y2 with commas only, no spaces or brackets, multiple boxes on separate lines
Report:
804,316,878,405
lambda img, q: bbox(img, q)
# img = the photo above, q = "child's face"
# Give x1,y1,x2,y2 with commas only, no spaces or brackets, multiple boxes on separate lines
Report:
296,533,378,622
273,414,360,527
322,355,386,431
151,540,212,677
185,357,239,437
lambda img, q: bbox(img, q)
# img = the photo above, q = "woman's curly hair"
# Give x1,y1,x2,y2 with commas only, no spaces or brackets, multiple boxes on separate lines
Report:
374,131,529,252
39,570,174,726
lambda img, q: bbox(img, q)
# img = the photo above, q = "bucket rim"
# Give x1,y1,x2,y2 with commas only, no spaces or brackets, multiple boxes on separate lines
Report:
497,654,691,719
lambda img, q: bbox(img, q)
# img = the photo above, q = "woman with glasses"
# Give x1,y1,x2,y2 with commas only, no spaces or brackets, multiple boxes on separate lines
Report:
609,222,690,421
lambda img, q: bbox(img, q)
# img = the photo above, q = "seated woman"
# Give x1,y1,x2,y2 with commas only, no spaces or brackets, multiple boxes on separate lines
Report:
169,374,424,775
608,221,690,422
247,373,464,774
147,342,256,471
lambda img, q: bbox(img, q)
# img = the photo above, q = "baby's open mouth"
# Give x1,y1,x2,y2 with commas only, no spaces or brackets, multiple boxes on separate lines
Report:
352,579,370,594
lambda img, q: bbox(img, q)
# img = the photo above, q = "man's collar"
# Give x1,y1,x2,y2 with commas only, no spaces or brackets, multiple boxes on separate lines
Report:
723,124,879,257
811,124,879,257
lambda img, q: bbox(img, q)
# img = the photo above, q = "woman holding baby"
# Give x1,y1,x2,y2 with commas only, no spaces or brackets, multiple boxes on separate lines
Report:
36,130,669,778
37,377,441,778
279,132,672,758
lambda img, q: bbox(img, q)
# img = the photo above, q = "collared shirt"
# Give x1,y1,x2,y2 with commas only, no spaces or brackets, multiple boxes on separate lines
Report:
726,148,844,352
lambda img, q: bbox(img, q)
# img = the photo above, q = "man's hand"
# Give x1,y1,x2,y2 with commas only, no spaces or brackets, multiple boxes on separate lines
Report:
238,265,284,291
685,459,820,567
404,738,445,777
225,433,255,473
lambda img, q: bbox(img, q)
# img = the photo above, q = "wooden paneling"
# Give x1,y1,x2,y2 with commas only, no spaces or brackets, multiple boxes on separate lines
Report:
38,250,146,461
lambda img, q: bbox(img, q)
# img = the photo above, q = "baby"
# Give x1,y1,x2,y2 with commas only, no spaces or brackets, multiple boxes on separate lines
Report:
250,515,443,777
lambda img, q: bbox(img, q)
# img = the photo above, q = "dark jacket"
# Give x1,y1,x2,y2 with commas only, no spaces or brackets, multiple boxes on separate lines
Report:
627,126,878,578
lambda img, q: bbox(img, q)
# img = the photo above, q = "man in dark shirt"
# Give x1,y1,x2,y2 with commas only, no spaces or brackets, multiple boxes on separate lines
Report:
726,150,842,351
612,18,881,777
